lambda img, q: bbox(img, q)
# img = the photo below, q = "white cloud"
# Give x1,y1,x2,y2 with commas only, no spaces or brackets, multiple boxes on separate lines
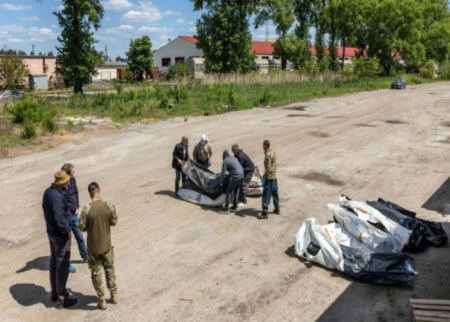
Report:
7,38,25,43
137,26,173,34
122,1,181,22
21,16,40,21
188,21,194,25
105,17,112,21
0,3,31,11
118,24,134,31
0,25,27,33
104,0,133,11
159,35,172,42
28,27,58,42
188,26,197,33
177,18,185,24
0,31,8,38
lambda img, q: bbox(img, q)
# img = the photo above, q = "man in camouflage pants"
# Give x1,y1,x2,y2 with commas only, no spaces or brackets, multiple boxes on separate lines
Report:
79,182,118,310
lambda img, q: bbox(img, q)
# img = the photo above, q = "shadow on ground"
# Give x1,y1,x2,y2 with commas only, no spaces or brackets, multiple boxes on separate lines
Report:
9,283,98,311
422,176,450,215
154,190,178,200
16,256,49,273
300,222,450,322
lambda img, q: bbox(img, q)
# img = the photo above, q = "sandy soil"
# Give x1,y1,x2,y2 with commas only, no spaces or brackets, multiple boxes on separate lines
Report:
1,82,450,322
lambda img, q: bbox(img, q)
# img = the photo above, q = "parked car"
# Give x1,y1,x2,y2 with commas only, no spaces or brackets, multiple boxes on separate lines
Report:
0,90,24,100
391,79,406,90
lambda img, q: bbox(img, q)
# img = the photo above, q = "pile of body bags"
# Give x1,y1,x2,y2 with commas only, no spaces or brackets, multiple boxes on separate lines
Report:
177,160,263,207
294,196,447,286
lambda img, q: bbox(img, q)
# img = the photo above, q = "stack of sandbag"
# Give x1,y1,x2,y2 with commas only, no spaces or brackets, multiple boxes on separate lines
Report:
177,161,226,207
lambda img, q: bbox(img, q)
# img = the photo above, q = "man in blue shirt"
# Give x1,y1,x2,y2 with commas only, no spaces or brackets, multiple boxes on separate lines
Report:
42,170,77,309
220,149,244,214
62,163,88,264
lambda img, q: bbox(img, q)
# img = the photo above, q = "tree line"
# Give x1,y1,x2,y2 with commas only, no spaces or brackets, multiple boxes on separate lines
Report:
192,0,450,75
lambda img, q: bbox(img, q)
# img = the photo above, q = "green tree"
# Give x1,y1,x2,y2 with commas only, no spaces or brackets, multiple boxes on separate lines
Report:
47,51,55,57
274,33,311,69
353,56,379,83
256,0,295,70
363,0,425,75
311,0,329,71
0,55,30,89
294,0,314,41
421,0,450,63
54,0,105,94
126,35,153,81
192,0,259,73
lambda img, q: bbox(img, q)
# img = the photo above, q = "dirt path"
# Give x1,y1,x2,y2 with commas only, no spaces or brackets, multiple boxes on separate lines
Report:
1,83,450,321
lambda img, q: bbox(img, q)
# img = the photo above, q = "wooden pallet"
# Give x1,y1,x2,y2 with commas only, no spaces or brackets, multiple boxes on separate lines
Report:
410,299,450,322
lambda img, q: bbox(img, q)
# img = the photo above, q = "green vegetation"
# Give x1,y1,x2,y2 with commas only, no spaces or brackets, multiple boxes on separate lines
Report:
54,0,105,94
126,35,153,81
0,55,30,89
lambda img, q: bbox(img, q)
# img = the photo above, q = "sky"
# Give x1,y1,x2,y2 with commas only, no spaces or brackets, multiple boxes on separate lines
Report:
0,0,279,59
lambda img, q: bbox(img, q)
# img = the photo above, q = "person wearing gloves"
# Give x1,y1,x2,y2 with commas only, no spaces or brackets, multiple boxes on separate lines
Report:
172,135,190,194
220,149,244,214
193,134,213,168
258,139,280,220
231,144,255,206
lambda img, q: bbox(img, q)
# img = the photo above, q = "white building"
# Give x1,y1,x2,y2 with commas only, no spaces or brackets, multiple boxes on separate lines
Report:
93,61,128,81
153,36,203,73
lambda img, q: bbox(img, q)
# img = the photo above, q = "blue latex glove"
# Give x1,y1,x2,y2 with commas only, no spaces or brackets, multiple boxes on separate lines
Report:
219,182,223,188
261,176,266,185
207,160,212,168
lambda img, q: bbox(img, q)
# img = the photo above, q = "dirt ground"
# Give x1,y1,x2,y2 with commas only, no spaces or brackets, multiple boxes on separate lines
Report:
1,82,450,322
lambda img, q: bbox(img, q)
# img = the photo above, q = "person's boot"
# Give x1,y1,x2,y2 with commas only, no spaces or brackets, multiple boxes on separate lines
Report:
56,297,77,309
274,209,280,215
111,291,118,304
97,297,107,310
257,212,269,220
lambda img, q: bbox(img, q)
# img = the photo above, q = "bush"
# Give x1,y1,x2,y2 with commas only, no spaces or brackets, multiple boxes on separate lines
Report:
42,109,59,133
167,62,192,80
169,84,189,103
21,121,37,139
440,64,450,80
8,100,43,124
419,60,437,79
260,86,272,106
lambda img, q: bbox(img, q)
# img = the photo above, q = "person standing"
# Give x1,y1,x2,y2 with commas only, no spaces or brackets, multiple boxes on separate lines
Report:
231,144,255,206
220,149,244,214
258,140,280,220
42,170,77,309
193,134,213,168
79,182,118,310
62,163,88,269
172,135,190,194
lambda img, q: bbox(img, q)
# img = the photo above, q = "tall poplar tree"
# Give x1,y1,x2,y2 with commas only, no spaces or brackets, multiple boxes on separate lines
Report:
54,0,104,94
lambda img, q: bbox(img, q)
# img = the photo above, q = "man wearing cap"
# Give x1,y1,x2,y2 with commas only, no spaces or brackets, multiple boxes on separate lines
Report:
258,139,280,219
172,135,190,194
193,134,213,168
42,170,77,309
79,182,118,310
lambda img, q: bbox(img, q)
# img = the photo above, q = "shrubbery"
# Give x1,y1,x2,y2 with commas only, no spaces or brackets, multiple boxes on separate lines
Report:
5,99,59,139
419,60,437,79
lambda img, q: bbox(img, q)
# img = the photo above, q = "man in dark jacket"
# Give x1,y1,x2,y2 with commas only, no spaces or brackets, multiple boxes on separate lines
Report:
62,163,87,264
232,144,255,206
220,149,244,214
42,170,77,309
172,135,190,194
